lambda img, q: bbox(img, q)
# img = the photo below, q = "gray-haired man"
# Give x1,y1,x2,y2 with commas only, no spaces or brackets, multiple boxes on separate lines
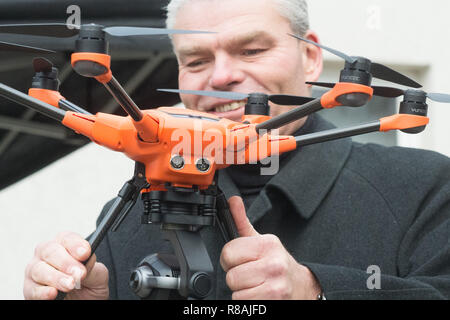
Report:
23,0,450,300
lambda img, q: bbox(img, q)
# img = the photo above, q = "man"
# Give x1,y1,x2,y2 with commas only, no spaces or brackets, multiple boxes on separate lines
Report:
23,0,450,300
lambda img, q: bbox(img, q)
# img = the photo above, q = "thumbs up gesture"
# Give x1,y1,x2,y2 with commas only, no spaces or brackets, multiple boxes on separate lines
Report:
220,196,322,300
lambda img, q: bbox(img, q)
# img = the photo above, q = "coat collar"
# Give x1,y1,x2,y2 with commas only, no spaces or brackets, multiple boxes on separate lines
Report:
218,114,353,224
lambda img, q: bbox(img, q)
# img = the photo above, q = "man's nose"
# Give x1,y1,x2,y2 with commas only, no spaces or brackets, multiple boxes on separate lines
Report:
209,53,244,90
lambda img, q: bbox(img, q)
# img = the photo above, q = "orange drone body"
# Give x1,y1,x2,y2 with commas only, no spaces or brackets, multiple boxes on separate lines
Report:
61,107,297,190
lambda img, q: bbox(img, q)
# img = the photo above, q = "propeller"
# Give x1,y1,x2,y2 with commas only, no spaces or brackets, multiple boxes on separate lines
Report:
307,81,450,103
158,89,316,106
0,40,55,54
0,23,214,38
373,88,450,103
306,81,407,98
290,34,421,89
31,56,61,92
426,92,450,103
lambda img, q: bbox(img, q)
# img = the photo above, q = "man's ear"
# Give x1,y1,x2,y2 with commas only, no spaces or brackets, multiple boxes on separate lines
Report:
302,31,323,83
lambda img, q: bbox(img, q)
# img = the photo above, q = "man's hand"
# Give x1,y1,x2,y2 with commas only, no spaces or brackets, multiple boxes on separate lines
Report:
220,196,322,300
24,232,109,300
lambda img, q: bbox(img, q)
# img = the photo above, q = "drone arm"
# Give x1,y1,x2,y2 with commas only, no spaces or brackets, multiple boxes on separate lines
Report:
58,99,92,115
28,88,92,115
71,53,159,142
295,114,429,147
232,114,427,164
256,98,323,131
71,53,143,120
0,82,65,121
379,114,429,132
102,76,143,121
295,121,380,147
256,83,375,132
102,76,160,142
320,83,374,109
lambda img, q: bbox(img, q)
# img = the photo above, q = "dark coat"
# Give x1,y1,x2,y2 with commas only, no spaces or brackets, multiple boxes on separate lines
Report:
95,114,450,300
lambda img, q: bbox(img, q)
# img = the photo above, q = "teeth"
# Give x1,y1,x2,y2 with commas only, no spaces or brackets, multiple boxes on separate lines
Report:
214,101,245,113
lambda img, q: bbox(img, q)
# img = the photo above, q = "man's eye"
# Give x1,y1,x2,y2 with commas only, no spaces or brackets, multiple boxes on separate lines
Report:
187,60,206,68
242,49,266,56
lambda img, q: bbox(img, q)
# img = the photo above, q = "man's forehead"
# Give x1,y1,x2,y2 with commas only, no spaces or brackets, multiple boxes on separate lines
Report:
172,0,287,34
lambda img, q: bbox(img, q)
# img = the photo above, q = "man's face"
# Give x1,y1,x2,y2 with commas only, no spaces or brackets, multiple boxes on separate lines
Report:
172,0,322,135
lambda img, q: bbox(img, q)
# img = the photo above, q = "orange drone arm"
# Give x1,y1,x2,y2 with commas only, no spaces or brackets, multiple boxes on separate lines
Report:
28,88,65,108
379,114,429,132
71,52,112,83
320,82,374,109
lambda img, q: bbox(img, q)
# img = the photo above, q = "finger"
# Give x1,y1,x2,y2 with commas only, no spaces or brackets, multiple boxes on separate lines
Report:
23,279,58,300
82,262,109,289
69,253,97,289
231,282,267,300
35,241,87,278
232,281,289,300
226,259,266,291
55,232,91,262
220,235,265,272
228,196,258,237
29,260,76,292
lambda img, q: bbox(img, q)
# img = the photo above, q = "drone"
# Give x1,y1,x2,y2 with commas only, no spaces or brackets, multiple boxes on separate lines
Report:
0,23,446,300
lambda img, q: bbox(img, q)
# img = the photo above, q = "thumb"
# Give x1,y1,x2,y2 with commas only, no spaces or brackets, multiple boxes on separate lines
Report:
228,196,259,237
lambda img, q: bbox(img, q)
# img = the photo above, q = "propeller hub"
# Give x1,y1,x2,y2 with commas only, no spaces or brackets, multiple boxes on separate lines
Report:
338,57,372,86
78,24,106,39
400,89,428,134
245,93,270,116
403,89,427,104
344,57,372,71
32,59,60,91
75,24,109,54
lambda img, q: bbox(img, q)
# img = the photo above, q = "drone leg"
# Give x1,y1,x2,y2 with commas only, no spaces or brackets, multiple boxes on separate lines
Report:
215,190,240,242
55,162,148,300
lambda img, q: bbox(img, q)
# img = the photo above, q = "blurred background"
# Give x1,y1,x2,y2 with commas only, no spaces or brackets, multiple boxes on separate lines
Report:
0,0,449,299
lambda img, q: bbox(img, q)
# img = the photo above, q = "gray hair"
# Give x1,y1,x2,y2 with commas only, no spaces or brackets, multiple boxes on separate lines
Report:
165,0,310,36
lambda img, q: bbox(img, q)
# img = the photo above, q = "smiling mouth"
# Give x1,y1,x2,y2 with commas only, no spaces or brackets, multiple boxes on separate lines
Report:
211,100,246,113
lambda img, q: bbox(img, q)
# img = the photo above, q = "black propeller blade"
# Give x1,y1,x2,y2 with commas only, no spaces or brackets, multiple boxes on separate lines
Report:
288,34,357,64
369,63,420,89
290,34,421,89
0,41,55,54
158,89,316,106
307,81,450,103
426,92,450,103
306,81,406,98
0,23,214,38
33,57,54,73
